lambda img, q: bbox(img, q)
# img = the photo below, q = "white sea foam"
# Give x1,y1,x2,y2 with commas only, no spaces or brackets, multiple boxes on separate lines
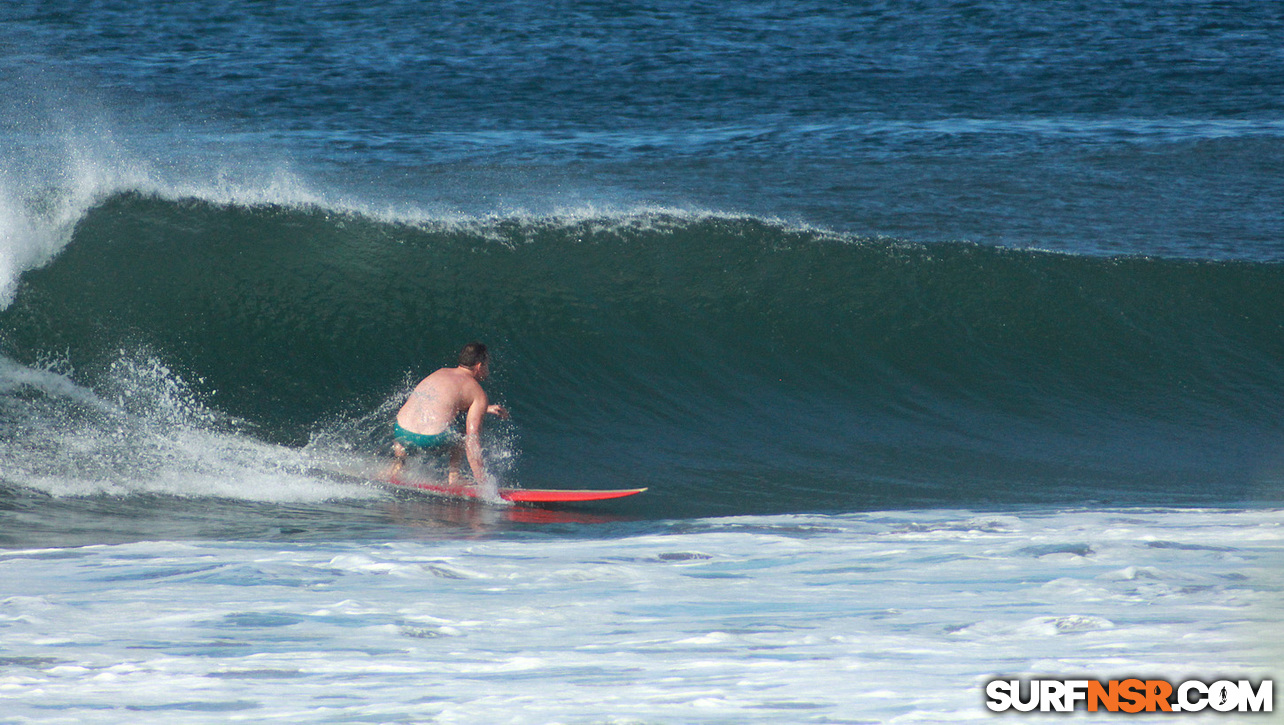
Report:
0,102,841,312
0,508,1277,723
0,80,360,311
0,352,380,503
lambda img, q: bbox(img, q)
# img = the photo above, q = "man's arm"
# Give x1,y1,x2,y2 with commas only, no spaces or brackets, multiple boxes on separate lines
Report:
464,389,490,488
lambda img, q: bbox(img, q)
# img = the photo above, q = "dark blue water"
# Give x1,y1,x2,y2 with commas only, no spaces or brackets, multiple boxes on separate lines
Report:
2,1,1283,538
7,0,1284,257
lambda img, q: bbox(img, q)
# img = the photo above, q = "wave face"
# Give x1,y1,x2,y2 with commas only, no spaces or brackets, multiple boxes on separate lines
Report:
2,193,1283,516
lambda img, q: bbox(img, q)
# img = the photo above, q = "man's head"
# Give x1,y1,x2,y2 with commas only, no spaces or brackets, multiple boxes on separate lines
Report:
457,342,489,373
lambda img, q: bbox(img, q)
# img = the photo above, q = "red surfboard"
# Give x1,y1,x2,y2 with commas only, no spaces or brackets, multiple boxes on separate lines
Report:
385,475,646,503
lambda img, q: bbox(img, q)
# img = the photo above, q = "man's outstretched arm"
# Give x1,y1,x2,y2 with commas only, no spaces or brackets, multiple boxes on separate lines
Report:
464,392,490,488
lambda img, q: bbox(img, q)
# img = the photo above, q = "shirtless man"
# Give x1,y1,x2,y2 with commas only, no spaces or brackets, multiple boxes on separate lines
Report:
389,342,509,494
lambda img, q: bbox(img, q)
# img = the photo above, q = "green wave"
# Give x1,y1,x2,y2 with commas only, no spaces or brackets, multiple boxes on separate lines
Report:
3,192,1282,512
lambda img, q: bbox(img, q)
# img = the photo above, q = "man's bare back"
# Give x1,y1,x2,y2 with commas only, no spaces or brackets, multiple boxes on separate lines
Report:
396,366,489,437
389,343,508,492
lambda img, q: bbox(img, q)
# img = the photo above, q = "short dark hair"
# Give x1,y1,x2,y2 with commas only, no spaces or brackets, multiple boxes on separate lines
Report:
457,342,489,367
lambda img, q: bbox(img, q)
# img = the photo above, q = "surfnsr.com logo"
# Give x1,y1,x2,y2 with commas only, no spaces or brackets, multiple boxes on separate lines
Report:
985,678,1273,713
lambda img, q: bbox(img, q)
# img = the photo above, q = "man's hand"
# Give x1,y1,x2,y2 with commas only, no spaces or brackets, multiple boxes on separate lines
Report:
487,404,510,419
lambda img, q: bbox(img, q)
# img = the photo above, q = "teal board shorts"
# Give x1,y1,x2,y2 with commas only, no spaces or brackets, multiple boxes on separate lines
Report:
393,422,459,453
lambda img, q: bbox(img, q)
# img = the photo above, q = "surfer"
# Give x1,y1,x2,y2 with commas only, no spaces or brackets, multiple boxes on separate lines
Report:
388,342,509,496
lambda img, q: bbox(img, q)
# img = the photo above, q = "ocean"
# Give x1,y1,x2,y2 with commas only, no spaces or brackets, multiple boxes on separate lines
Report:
1,0,1281,721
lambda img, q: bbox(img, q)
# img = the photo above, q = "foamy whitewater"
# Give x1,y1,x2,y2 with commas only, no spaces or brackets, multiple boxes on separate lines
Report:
3,1,1283,722
2,510,1279,723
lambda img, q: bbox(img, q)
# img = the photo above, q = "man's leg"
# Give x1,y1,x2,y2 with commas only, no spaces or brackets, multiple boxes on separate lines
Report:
384,441,408,478
447,444,463,487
